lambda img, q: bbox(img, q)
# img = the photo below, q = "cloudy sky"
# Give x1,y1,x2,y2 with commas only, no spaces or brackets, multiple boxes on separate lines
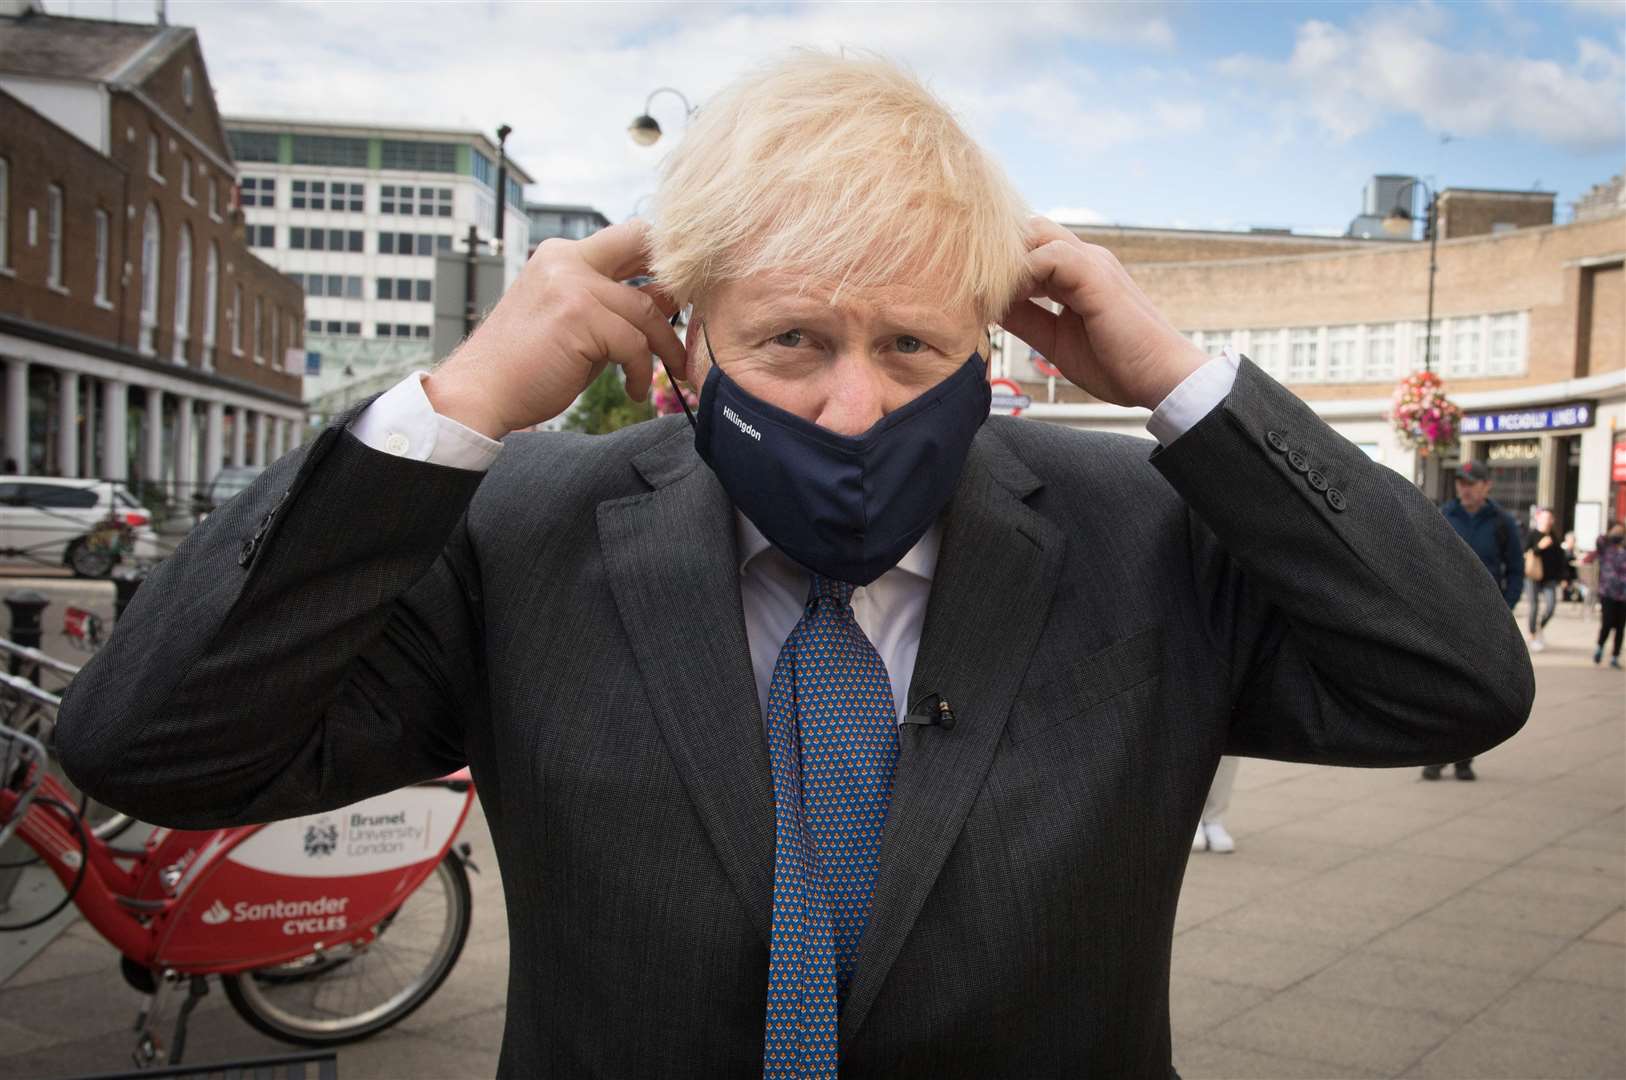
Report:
59,0,1626,233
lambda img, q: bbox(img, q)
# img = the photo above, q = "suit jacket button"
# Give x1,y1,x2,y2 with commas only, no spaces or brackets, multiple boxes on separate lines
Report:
1326,488,1347,512
1306,469,1329,492
1287,449,1310,473
1266,431,1289,453
239,536,258,566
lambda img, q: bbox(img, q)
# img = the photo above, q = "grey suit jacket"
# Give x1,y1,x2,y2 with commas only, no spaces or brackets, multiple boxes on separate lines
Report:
57,359,1533,1077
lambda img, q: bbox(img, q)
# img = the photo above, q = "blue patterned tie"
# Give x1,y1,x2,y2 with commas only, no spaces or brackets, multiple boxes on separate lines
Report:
761,576,900,1078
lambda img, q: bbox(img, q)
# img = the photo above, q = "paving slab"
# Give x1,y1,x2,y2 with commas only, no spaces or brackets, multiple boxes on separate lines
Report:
1533,939,1626,990
1404,1014,1626,1079
1206,991,1459,1075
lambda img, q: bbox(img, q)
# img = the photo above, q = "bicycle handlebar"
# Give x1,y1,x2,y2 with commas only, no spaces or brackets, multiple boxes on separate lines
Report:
0,637,83,679
0,669,66,710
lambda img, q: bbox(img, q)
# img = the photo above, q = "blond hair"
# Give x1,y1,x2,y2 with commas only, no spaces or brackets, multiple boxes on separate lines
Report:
649,51,1029,324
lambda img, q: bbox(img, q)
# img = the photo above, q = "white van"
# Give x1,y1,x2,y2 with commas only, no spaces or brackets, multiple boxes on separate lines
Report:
0,476,163,577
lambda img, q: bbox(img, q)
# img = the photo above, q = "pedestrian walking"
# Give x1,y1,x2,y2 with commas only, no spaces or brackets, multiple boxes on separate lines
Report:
1192,756,1239,853
1427,461,1524,781
1525,507,1567,652
1588,523,1626,668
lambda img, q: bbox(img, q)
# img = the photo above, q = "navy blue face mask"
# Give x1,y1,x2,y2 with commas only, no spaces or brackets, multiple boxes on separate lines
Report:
682,325,990,586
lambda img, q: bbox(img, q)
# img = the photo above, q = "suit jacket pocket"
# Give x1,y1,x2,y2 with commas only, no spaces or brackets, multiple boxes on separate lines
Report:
1006,626,1163,745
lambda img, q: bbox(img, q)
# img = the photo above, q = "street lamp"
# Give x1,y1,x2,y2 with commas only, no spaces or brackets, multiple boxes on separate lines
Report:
1384,177,1439,373
494,123,513,249
628,87,695,146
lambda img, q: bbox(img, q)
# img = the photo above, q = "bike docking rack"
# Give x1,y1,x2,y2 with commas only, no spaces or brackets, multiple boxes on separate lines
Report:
1,634,481,1072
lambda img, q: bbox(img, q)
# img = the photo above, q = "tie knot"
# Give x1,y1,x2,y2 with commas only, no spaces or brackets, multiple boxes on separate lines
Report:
811,575,856,610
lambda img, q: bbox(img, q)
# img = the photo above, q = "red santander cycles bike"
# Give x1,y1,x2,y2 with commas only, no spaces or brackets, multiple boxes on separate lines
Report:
0,670,478,1068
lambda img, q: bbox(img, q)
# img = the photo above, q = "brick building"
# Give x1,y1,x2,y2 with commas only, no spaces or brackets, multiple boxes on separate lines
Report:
0,5,303,495
1020,186,1626,535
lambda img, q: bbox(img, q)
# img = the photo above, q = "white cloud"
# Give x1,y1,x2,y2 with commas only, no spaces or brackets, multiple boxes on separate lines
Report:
52,0,1182,220
1220,5,1625,152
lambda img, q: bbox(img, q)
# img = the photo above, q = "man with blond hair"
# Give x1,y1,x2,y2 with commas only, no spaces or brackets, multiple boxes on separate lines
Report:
60,52,1532,1078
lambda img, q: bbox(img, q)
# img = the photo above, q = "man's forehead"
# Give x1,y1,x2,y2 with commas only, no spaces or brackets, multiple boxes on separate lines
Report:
714,272,978,329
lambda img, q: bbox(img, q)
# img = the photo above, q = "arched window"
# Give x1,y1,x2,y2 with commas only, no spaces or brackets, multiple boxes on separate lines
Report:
139,203,161,355
202,241,219,363
173,224,193,363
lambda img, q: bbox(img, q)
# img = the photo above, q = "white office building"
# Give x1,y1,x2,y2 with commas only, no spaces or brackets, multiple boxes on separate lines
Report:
223,117,533,387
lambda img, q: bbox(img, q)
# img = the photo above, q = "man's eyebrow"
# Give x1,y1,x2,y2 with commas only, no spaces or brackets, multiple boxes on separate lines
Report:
740,301,961,338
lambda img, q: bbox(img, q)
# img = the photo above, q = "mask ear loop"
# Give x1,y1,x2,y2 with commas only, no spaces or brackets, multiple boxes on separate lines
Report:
661,311,698,429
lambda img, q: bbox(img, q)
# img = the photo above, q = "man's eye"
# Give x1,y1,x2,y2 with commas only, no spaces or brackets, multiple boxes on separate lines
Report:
896,335,924,354
772,329,804,348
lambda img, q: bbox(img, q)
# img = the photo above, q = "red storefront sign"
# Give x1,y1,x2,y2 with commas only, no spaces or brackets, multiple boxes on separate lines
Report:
1613,439,1626,483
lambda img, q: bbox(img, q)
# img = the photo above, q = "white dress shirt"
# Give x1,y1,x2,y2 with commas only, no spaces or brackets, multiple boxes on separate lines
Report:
348,351,1240,722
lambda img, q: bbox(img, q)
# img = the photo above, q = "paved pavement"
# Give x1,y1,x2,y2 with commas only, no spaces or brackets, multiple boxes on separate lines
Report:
1,603,1620,1078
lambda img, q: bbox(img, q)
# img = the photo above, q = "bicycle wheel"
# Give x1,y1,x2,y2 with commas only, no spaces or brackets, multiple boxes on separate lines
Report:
222,849,472,1046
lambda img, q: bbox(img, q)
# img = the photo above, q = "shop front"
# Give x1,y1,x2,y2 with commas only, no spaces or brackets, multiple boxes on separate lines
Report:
1459,400,1596,537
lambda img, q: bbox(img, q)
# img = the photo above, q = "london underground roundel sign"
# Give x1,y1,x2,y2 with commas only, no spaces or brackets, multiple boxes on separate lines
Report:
989,377,1031,417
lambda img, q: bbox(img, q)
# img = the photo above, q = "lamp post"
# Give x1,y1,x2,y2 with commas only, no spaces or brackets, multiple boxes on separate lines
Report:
1384,178,1439,374
628,87,695,146
493,124,513,250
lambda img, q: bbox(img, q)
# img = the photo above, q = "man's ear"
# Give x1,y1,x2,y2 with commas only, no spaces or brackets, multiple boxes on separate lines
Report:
684,312,708,384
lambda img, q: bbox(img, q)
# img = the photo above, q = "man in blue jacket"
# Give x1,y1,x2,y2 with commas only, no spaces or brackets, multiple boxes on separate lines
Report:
1431,459,1524,780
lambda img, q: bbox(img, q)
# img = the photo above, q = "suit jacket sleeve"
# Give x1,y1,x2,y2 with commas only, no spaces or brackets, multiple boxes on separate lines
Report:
54,408,488,829
1152,358,1534,767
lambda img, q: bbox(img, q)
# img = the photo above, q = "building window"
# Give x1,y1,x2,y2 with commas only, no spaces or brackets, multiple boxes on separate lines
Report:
1411,326,1441,372
148,132,163,181
140,204,161,355
327,181,365,212
254,295,264,361
227,129,280,163
240,176,276,208
247,224,275,248
376,323,431,339
208,175,220,220
181,156,194,202
377,277,433,301
232,283,243,355
290,134,369,168
472,149,493,187
1363,323,1397,380
381,185,452,217
1445,318,1484,378
1249,329,1285,378
94,208,110,304
272,304,280,367
1287,328,1320,383
379,139,458,173
1326,326,1358,382
173,225,193,362
347,229,364,252
0,157,9,270
203,241,219,354
181,66,194,107
1487,313,1524,375
46,184,63,288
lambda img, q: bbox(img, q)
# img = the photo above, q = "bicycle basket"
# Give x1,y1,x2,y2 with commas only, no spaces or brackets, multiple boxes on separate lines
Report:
0,673,58,847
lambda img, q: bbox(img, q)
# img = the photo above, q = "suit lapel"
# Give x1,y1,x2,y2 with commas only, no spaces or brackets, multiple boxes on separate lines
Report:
841,430,1066,1045
597,428,776,946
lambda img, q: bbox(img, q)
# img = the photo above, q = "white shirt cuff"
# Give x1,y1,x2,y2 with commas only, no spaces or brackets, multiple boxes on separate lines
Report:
1145,349,1240,447
348,371,503,472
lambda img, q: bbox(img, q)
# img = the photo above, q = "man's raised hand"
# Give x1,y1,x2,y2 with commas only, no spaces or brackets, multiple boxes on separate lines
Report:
999,216,1206,411
423,219,687,440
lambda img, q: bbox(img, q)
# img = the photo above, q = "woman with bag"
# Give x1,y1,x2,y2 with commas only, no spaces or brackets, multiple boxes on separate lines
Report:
1524,507,1567,651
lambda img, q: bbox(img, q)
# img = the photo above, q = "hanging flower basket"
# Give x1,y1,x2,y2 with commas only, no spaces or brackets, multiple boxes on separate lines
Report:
651,364,698,418
1389,370,1462,457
